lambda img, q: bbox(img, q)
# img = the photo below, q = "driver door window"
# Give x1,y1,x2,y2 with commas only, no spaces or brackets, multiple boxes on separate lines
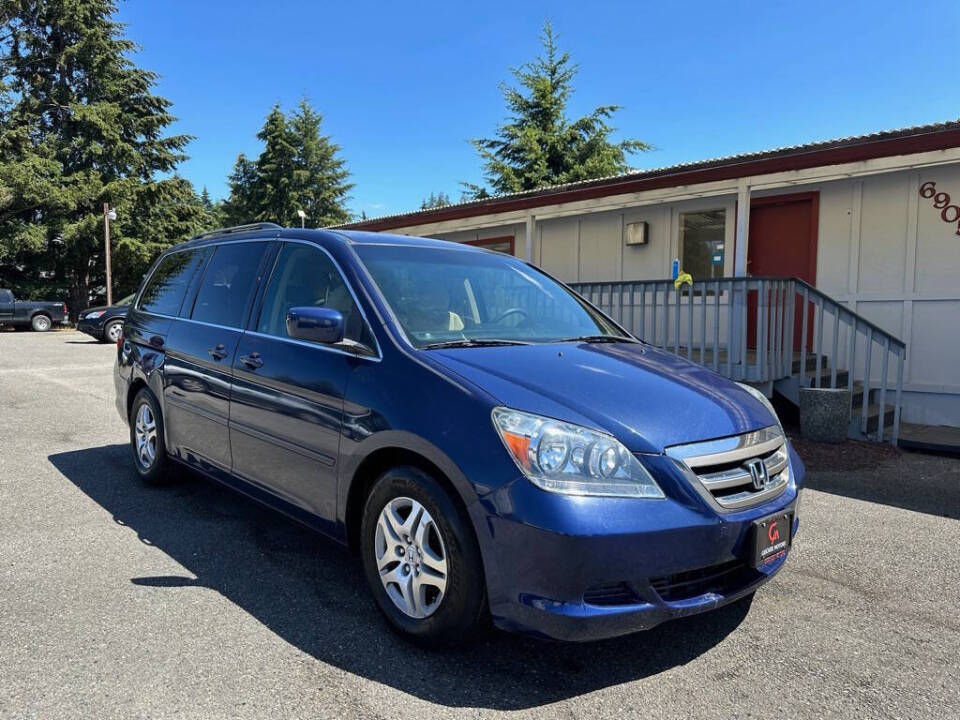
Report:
257,243,375,350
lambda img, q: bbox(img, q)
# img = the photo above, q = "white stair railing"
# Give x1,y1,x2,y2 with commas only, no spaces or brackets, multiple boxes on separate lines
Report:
569,277,906,445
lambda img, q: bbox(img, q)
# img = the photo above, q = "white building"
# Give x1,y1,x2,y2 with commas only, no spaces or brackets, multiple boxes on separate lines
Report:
342,122,960,441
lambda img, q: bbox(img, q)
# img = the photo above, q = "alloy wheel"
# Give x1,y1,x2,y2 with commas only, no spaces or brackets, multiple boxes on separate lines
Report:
134,403,157,469
374,496,448,619
107,322,122,342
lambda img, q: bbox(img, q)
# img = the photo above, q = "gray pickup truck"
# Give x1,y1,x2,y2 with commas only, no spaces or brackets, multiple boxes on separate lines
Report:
0,288,69,332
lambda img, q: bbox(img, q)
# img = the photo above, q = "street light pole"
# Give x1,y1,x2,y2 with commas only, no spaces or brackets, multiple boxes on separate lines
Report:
103,202,113,306
297,209,307,228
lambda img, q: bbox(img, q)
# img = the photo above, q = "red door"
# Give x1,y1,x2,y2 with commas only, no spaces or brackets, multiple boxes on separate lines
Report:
745,192,819,351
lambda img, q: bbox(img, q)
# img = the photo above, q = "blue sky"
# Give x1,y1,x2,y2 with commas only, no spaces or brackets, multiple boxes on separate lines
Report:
116,0,960,219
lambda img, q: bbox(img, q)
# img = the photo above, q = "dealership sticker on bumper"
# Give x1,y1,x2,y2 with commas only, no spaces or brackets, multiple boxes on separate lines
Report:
750,512,792,567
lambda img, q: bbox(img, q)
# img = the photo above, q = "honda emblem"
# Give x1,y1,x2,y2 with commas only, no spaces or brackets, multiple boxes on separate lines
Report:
745,458,768,491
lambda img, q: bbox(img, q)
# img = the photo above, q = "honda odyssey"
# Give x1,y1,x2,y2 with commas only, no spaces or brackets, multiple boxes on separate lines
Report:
115,223,803,644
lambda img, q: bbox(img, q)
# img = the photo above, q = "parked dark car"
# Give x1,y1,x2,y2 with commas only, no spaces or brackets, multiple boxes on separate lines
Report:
0,288,69,332
76,293,134,343
115,223,803,645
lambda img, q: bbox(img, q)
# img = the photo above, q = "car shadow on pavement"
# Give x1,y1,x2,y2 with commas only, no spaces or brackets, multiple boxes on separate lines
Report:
48,444,751,711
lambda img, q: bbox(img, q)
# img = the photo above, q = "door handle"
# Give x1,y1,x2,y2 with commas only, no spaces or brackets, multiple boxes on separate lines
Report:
239,352,263,369
207,344,228,360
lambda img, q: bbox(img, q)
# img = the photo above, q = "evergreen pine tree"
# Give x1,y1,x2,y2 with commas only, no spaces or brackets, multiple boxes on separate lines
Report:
0,0,194,311
113,176,210,297
467,21,650,197
222,154,259,225
223,101,353,228
421,191,452,209
289,100,353,227
254,105,298,225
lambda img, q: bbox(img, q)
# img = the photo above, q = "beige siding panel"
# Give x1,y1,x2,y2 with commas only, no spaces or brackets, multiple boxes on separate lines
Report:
815,181,853,294
858,173,909,293
621,206,671,281
915,166,960,294
901,391,960,426
853,300,904,341
907,300,960,387
539,218,579,282
578,213,622,282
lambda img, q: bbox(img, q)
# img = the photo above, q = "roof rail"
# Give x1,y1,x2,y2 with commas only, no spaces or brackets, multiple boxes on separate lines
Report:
188,222,282,243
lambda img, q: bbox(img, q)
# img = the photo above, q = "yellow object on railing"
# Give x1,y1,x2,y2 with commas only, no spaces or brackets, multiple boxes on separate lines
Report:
674,271,693,289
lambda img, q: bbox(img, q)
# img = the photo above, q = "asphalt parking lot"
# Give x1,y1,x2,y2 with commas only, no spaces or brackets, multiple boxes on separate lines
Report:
1,329,959,719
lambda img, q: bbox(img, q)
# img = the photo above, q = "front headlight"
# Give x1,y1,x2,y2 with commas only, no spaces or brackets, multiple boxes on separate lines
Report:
491,407,665,498
85,310,106,319
736,382,783,431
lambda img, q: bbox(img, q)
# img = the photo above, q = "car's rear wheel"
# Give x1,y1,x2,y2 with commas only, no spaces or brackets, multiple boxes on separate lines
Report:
31,314,51,332
104,319,123,343
360,466,486,646
129,388,173,485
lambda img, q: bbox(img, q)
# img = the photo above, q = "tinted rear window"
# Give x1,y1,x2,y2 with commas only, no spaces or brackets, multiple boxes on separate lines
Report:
138,250,207,316
190,242,268,328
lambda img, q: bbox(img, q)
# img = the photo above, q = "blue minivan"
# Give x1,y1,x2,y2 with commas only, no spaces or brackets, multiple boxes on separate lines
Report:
115,223,803,644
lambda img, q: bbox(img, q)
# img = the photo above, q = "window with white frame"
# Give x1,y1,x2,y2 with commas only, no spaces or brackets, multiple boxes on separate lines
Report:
680,209,726,280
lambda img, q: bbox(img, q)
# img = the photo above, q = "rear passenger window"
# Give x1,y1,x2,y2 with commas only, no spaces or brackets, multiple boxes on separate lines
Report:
257,243,375,349
138,249,207,316
190,242,268,328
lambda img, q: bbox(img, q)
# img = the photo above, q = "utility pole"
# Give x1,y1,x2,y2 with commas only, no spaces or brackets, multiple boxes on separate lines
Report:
103,203,116,306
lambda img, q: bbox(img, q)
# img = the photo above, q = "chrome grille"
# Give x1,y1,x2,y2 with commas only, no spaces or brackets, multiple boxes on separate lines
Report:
666,426,789,510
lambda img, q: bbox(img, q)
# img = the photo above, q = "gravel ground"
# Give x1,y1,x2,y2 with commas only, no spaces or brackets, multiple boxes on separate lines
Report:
1,330,958,719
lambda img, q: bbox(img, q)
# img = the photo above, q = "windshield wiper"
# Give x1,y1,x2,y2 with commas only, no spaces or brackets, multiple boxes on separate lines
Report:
551,334,638,344
422,339,531,350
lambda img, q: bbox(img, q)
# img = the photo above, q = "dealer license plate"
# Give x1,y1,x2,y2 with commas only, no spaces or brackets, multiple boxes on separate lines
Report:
750,511,792,567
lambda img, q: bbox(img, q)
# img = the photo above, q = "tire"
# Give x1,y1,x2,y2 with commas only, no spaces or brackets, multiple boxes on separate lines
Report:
31,314,52,332
360,466,486,646
103,319,123,343
129,388,174,485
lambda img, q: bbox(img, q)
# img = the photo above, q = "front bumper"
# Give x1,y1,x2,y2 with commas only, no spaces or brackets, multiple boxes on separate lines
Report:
472,442,804,642
76,319,104,339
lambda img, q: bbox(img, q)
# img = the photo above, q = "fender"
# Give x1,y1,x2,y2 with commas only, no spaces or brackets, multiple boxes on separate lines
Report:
336,429,480,527
335,428,505,603
122,342,167,436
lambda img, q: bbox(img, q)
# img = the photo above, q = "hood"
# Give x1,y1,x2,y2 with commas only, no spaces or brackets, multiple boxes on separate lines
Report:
82,304,127,315
428,342,776,454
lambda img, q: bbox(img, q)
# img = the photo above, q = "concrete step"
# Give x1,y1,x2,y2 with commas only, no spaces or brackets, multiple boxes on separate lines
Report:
852,403,896,435
805,368,849,389
792,355,827,374
897,423,960,454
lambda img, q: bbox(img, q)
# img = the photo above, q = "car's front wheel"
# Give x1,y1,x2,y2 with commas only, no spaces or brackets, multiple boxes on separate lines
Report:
360,466,486,646
103,319,123,343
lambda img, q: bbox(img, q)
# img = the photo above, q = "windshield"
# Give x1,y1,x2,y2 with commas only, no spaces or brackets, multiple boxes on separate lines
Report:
116,293,136,306
353,244,625,348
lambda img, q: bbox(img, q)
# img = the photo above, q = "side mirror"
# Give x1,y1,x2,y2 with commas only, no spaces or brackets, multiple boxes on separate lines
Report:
286,306,344,345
